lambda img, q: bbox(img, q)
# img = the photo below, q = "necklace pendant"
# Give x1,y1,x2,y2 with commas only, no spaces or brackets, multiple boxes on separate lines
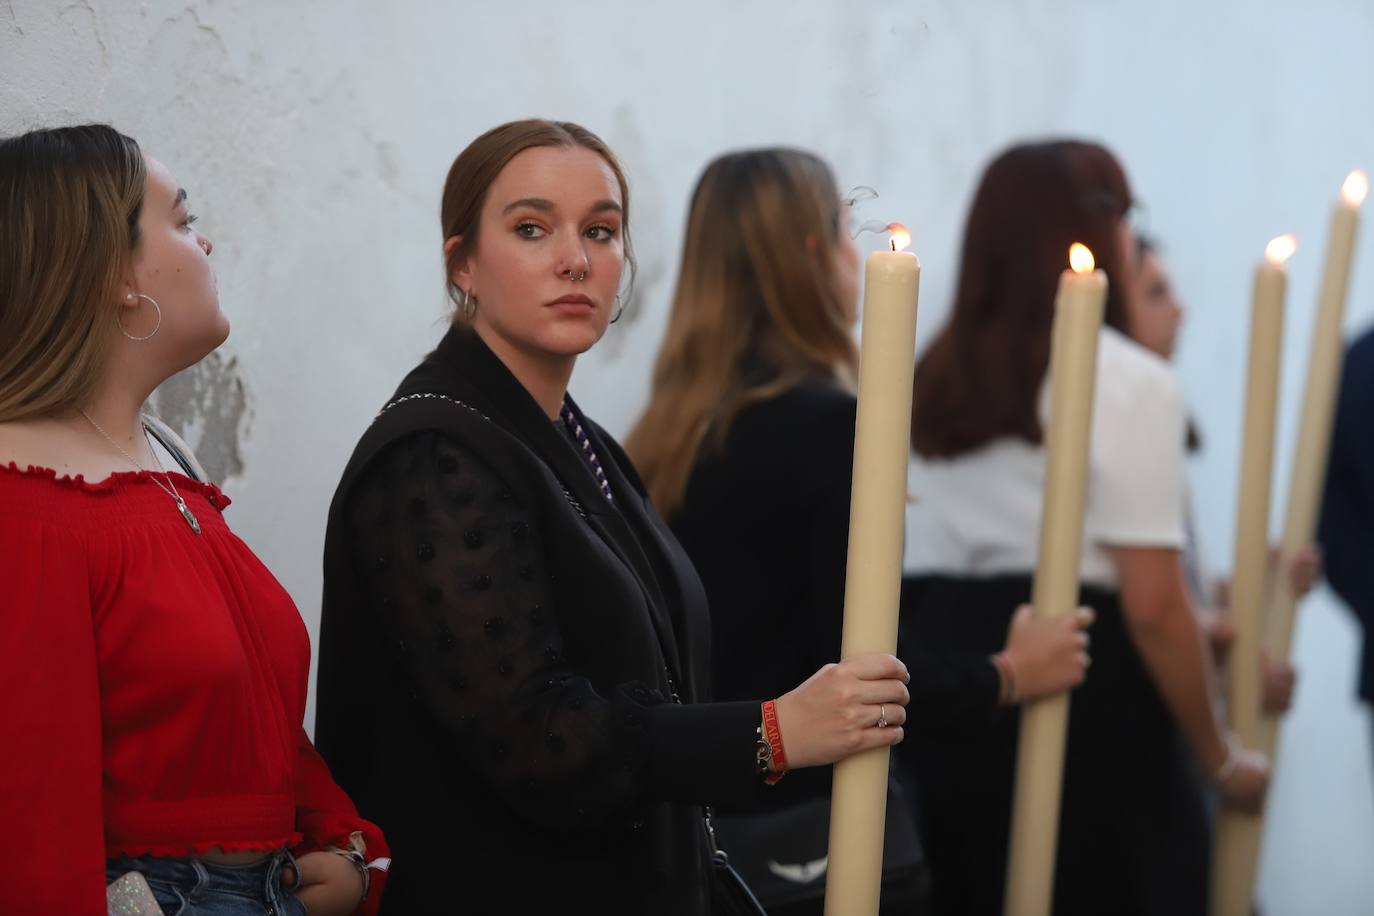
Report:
176,498,202,534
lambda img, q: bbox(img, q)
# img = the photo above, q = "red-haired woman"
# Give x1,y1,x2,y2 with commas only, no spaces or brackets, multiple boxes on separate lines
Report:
899,141,1269,916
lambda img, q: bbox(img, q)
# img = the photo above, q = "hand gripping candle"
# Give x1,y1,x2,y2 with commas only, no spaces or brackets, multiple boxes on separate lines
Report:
1004,243,1106,916
823,224,920,916
1210,233,1296,916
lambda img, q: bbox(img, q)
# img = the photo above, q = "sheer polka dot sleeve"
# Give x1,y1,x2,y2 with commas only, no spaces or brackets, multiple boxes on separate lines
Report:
343,431,665,832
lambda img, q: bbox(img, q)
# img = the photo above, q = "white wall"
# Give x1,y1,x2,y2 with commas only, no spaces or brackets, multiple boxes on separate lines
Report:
4,1,1372,911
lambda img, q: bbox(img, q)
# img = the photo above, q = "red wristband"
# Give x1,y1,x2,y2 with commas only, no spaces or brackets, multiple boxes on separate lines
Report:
761,699,788,784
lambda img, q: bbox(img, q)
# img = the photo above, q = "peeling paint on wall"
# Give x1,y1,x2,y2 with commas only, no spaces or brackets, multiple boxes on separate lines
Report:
148,349,251,484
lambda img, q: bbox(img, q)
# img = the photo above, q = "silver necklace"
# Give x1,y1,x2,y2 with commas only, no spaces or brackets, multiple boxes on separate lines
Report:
79,409,202,534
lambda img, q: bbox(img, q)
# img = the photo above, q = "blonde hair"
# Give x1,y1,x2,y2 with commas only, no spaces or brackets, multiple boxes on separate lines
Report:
0,125,146,422
626,148,859,517
440,119,636,321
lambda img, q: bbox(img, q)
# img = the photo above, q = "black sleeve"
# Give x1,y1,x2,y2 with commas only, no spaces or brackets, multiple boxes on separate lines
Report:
1320,346,1374,629
902,646,1002,735
345,431,759,832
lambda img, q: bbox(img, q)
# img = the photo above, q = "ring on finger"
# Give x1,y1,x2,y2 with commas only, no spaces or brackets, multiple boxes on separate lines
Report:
877,704,889,729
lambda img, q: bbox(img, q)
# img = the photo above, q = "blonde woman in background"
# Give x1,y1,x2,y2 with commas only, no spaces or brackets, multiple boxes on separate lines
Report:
628,148,1091,914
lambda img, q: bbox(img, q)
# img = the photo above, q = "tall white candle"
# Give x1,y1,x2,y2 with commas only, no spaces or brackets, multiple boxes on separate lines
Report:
1004,243,1106,916
1211,233,1295,916
1265,171,1365,671
824,226,920,916
1242,171,1366,907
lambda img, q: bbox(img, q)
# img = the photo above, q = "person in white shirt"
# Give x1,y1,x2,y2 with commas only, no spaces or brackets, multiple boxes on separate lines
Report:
1128,234,1319,716
899,140,1267,916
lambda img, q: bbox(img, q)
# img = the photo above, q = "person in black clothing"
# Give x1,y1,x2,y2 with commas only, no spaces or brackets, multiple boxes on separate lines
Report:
626,148,1092,914
313,121,912,915
1320,327,1374,739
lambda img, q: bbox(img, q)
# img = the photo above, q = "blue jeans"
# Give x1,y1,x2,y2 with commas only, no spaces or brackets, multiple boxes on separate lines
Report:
105,850,306,916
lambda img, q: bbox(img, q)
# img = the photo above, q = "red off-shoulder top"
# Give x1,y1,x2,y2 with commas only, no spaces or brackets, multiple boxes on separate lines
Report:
0,464,388,915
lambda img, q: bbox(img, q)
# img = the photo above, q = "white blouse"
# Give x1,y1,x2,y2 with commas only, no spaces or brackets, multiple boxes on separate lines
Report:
903,326,1187,589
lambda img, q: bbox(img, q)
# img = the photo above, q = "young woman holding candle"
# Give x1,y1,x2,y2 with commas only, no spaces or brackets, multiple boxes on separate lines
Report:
1129,235,1318,717
0,125,388,915
901,140,1269,916
313,120,912,915
625,147,1092,915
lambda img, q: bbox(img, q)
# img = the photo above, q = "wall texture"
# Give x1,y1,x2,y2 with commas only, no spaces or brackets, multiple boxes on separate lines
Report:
4,1,1372,911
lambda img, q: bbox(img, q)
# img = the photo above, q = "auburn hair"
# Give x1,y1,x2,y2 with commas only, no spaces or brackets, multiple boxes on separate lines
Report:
911,140,1134,458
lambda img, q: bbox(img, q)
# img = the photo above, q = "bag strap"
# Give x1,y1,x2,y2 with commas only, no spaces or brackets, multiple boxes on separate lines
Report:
141,414,208,483
376,391,491,423
377,392,589,520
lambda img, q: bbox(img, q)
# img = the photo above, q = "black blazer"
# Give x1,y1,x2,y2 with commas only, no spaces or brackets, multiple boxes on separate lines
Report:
1320,327,1374,703
315,327,760,914
671,380,1002,811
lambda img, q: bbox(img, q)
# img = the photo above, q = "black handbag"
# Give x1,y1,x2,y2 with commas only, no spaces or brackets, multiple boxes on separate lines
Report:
711,778,927,912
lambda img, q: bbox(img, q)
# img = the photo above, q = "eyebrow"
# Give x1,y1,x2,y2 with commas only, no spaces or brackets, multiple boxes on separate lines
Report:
172,188,188,209
501,197,623,216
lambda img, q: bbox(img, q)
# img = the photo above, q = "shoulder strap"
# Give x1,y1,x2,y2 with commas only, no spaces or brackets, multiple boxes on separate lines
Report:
376,392,596,520
376,391,491,424
141,414,209,483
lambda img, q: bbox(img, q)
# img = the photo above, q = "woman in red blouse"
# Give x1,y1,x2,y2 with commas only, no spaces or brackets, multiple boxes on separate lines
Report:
0,125,388,915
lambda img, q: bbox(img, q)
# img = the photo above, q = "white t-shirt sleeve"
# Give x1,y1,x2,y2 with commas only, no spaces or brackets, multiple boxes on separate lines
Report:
1085,331,1187,549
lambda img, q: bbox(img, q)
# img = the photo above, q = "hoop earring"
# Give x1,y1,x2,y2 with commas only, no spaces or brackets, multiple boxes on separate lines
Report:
459,288,477,322
609,295,624,324
119,293,162,341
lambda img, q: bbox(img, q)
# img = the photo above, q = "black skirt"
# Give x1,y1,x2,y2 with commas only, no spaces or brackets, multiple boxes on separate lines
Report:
894,574,1210,916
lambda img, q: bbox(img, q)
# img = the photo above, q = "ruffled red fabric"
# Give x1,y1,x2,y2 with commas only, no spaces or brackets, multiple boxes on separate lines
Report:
1,465,386,915
0,461,233,509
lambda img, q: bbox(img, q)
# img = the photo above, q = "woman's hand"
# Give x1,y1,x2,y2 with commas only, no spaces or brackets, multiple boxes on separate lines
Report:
1200,608,1236,662
1286,544,1322,599
773,653,910,768
283,851,365,916
1000,605,1094,702
1260,649,1298,714
1216,544,1322,612
1213,739,1270,814
1199,611,1297,713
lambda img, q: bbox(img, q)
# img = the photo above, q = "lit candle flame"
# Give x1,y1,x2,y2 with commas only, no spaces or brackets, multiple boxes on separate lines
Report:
1068,243,1095,274
888,223,911,252
1342,169,1369,208
1265,233,1297,266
